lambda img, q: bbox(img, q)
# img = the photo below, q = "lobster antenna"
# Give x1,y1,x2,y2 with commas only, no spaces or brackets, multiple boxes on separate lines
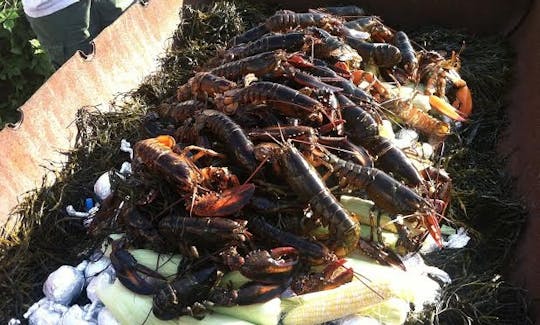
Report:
371,99,408,131
311,37,315,62
243,156,268,185
279,123,287,145
386,71,402,91
189,186,197,217
262,130,282,146
290,138,355,156
155,251,175,275
352,271,386,300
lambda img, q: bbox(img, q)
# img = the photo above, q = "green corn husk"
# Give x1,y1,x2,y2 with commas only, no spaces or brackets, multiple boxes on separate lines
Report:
340,195,399,233
354,297,410,325
210,298,281,325
97,280,253,325
359,225,399,249
129,249,182,278
220,270,250,289
310,223,399,250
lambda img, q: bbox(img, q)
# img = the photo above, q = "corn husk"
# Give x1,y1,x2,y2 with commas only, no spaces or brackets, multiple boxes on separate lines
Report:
97,280,253,325
129,249,182,278
210,298,281,325
340,196,398,233
354,297,410,325
359,226,399,249
341,195,425,237
220,271,250,289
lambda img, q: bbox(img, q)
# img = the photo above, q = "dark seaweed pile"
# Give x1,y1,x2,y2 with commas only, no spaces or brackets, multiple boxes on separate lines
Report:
0,2,529,324
407,29,530,324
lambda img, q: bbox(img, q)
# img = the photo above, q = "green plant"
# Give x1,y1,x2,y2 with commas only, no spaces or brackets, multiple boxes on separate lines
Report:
0,0,54,128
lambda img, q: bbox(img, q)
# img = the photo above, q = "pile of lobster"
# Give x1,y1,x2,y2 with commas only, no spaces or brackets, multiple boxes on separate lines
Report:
90,6,472,321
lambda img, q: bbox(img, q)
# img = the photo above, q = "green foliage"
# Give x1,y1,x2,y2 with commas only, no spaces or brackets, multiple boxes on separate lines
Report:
0,0,54,128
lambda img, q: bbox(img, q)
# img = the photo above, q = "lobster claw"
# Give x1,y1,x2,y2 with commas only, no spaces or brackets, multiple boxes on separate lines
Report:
287,53,314,68
110,239,167,295
209,281,290,306
292,259,354,295
453,85,473,119
429,95,466,122
240,247,299,283
191,183,255,217
235,281,290,305
357,238,406,271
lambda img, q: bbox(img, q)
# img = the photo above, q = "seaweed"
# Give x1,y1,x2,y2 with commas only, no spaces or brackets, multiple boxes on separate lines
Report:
407,28,531,324
0,98,147,321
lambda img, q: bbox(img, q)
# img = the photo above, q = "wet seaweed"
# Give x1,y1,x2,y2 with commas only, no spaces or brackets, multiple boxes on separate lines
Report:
407,28,530,324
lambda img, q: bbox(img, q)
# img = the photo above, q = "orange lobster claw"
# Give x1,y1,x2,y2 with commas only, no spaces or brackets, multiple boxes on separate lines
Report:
351,70,364,86
287,53,314,68
334,62,351,78
321,258,354,290
429,95,466,122
191,183,255,217
453,85,473,119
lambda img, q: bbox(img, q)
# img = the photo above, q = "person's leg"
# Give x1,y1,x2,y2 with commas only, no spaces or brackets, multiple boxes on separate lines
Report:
90,0,135,37
26,0,92,69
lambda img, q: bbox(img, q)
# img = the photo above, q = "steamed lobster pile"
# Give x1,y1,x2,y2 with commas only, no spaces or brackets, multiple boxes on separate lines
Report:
91,6,472,321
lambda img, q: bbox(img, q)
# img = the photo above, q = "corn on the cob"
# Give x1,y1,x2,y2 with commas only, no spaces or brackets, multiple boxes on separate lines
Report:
281,280,392,325
345,255,441,309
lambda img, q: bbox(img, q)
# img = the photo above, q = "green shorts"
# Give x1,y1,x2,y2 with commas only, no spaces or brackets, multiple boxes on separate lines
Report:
26,0,135,69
